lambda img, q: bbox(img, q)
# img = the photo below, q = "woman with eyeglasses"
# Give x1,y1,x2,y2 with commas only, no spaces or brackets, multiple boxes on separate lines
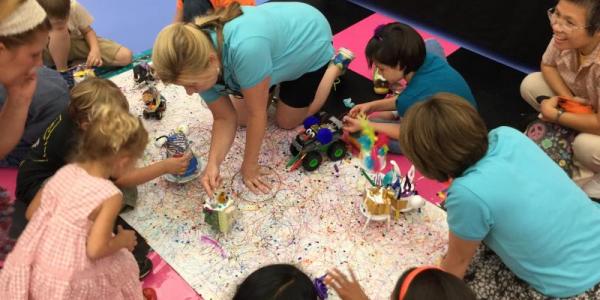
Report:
520,0,600,199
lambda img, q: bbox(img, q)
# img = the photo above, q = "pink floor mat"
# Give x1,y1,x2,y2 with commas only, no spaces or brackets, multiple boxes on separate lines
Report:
142,252,202,300
0,168,17,201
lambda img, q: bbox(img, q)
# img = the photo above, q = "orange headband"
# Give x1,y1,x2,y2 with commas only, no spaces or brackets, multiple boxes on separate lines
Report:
399,266,441,300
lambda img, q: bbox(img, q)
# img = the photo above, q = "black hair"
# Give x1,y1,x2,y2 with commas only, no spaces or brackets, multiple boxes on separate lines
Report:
391,268,476,300
564,0,600,35
233,264,318,300
365,22,425,73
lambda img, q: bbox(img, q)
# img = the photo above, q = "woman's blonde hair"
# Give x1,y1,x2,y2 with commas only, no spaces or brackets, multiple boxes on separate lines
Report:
74,105,148,162
399,93,488,182
0,0,22,22
151,3,243,84
68,77,129,126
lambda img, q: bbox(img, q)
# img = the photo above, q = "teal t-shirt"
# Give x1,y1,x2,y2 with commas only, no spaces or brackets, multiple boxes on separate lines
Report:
446,126,600,297
201,2,334,102
396,52,476,116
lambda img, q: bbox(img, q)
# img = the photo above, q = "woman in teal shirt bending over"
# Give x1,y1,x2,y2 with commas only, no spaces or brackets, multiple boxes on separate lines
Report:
400,93,600,299
152,2,353,194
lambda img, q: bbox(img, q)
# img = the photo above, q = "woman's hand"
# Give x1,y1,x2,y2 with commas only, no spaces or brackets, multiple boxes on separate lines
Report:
540,96,560,123
5,69,37,107
324,267,369,300
201,163,222,196
241,162,271,194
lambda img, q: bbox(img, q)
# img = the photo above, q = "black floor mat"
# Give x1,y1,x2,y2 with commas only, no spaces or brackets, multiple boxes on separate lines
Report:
269,0,373,35
447,48,536,131
321,69,380,118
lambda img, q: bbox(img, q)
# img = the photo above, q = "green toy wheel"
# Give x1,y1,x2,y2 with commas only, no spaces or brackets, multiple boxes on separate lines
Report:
302,151,322,172
327,141,347,161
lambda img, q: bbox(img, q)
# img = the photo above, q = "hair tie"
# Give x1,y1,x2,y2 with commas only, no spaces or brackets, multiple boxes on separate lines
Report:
373,24,385,41
399,266,441,300
314,275,328,299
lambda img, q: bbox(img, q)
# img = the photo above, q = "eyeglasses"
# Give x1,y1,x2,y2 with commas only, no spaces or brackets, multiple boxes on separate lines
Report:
547,7,590,33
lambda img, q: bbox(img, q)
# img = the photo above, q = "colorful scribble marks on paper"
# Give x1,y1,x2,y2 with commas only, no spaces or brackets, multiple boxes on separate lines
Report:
112,69,449,300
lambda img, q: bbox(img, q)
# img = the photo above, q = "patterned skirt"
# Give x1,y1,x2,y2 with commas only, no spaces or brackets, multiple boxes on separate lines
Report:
0,187,15,261
464,245,600,300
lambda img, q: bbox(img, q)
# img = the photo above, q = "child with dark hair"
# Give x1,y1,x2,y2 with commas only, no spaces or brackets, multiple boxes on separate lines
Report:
343,22,476,153
520,0,600,199
325,266,475,300
233,264,322,300
399,93,600,298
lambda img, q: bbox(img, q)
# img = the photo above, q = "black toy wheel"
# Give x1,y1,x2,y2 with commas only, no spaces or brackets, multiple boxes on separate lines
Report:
156,111,163,120
142,111,149,119
327,141,347,161
302,151,322,172
290,142,300,156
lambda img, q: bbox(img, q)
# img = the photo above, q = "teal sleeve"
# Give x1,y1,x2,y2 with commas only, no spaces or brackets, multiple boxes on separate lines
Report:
200,88,221,103
395,91,418,116
445,183,493,241
231,37,273,89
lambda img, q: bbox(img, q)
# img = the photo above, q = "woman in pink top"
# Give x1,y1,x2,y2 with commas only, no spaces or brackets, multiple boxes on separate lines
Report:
0,105,148,299
520,0,600,198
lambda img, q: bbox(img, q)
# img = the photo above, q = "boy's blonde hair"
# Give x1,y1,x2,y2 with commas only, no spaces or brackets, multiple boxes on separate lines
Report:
399,93,488,182
74,104,148,162
68,77,129,127
152,3,243,84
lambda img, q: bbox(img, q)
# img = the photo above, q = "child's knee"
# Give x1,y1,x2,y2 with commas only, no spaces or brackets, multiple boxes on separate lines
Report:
520,72,550,110
115,47,133,66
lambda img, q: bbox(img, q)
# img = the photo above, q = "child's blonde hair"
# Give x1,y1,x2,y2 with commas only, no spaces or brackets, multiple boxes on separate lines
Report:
68,77,129,127
74,105,148,162
151,3,242,84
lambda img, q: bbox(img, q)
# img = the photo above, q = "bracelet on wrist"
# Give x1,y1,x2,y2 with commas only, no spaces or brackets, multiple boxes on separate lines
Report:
555,108,565,123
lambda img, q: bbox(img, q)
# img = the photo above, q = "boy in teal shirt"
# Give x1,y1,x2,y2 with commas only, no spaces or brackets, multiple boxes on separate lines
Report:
343,22,475,153
400,93,600,298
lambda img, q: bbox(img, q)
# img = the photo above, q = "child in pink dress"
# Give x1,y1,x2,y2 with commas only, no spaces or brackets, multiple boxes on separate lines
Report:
0,104,149,299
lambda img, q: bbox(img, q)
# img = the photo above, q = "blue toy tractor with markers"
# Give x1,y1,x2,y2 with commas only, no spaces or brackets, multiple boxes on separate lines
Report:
289,112,347,171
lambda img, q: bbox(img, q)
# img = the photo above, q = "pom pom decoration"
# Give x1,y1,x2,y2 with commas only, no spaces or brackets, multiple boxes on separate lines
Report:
382,170,394,186
176,124,189,135
315,128,333,145
343,97,355,108
363,156,375,170
154,136,168,148
303,116,320,129
358,135,373,151
313,275,329,299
